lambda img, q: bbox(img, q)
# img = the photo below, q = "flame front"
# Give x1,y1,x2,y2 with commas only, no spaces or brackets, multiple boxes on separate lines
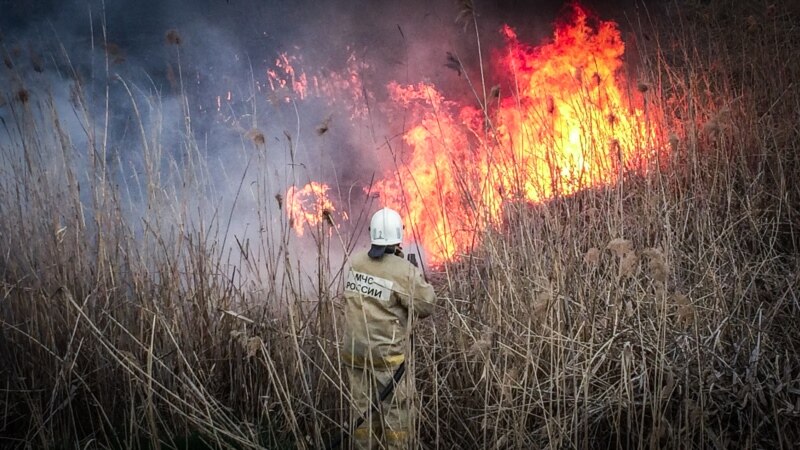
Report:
276,5,662,264
376,5,661,263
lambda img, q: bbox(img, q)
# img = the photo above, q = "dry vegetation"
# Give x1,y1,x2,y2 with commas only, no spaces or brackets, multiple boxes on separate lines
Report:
1,0,799,449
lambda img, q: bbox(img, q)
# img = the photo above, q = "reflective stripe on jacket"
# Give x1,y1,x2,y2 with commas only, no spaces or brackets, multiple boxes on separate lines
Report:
341,251,436,369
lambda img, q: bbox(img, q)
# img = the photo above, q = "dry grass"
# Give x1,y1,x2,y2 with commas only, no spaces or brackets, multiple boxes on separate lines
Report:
1,0,799,449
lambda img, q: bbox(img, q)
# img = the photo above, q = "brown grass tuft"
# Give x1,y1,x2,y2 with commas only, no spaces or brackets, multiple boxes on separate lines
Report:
584,247,601,265
165,29,182,45
246,336,262,358
103,42,126,64
246,128,266,146
531,288,551,322
316,115,332,136
673,293,694,328
468,325,494,358
607,238,638,279
455,0,475,31
445,51,462,76
668,131,679,153
618,251,639,280
16,88,29,103
641,247,668,283
28,46,44,73
322,209,333,226
606,237,633,258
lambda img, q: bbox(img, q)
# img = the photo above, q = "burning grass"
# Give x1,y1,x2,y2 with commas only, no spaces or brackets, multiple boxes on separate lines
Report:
374,4,662,264
1,0,799,448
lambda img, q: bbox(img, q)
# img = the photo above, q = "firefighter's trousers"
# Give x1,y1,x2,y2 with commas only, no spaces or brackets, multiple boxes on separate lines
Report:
346,365,411,450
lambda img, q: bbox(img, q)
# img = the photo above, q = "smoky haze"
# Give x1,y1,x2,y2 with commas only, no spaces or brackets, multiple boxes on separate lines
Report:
0,0,650,275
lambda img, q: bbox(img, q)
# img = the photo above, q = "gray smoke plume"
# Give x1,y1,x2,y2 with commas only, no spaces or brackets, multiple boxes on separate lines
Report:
0,0,646,287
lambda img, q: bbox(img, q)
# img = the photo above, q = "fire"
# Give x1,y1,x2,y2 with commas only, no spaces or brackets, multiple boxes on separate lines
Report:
375,4,661,263
285,182,335,236
263,50,370,119
279,5,662,265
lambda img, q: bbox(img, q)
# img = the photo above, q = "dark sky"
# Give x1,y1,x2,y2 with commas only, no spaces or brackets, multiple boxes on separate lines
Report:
0,0,655,50
0,0,649,28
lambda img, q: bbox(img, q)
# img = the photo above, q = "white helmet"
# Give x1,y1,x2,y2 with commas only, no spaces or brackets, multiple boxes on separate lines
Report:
369,207,403,246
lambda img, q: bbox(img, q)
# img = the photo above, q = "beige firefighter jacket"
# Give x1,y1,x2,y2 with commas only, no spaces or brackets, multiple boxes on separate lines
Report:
341,251,436,369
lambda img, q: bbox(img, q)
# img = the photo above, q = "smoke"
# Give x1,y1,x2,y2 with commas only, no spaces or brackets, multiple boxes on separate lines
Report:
0,0,649,287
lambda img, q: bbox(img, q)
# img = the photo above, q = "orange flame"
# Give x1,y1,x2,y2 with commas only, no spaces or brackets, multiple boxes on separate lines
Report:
375,5,661,263
285,182,335,236
263,50,369,118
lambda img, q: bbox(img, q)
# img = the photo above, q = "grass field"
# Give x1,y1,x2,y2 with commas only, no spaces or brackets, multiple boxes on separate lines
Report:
1,0,799,448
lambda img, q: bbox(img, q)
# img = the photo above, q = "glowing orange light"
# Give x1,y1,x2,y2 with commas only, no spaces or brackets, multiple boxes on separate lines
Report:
374,4,661,264
285,182,335,236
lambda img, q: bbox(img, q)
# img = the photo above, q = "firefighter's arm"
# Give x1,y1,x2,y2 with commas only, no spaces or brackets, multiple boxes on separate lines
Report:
401,268,436,318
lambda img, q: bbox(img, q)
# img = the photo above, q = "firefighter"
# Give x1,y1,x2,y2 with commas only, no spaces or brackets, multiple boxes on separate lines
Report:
340,207,436,450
